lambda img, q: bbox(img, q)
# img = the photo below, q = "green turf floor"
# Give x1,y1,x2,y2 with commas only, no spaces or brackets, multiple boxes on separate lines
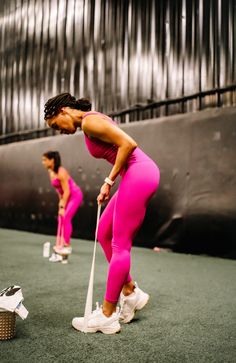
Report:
0,228,235,363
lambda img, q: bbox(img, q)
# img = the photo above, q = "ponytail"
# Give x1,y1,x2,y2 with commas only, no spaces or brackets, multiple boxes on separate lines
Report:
76,98,92,111
44,93,91,119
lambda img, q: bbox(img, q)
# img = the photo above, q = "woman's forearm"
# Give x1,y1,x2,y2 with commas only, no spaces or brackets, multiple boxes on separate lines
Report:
59,191,70,207
108,142,137,181
59,181,70,207
58,170,71,208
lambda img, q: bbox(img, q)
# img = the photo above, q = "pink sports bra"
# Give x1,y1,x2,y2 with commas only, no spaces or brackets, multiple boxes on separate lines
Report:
82,111,151,168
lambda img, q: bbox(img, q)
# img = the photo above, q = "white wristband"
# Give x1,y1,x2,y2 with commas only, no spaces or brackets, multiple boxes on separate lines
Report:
104,177,115,187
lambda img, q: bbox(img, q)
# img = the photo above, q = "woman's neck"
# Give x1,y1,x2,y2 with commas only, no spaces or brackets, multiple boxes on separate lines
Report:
72,110,86,128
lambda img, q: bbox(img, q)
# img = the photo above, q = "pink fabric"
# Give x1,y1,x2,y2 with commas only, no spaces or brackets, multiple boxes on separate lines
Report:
51,177,80,196
97,161,160,302
82,112,151,169
59,193,83,245
82,111,160,303
56,215,65,248
52,177,83,245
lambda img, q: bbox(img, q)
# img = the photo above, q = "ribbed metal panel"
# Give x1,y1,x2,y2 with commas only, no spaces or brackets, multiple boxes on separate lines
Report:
0,0,235,139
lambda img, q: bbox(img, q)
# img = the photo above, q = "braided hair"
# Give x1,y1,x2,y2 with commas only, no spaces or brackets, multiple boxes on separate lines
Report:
43,151,61,173
44,93,91,120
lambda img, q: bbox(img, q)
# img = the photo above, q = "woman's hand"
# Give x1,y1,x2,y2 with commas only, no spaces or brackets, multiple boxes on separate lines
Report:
97,183,111,204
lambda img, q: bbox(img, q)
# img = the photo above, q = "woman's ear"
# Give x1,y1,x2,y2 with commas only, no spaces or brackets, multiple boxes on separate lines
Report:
60,107,67,114
61,106,71,115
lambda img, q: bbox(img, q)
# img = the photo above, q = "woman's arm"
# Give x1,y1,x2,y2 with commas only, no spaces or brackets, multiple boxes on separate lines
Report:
56,190,62,200
82,116,137,180
57,168,71,211
49,171,62,200
82,116,137,203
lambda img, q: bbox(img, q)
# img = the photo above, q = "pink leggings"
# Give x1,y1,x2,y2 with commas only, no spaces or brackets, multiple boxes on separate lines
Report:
56,192,83,246
97,161,160,303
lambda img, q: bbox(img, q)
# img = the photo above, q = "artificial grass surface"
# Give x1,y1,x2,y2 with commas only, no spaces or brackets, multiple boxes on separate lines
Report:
0,228,235,363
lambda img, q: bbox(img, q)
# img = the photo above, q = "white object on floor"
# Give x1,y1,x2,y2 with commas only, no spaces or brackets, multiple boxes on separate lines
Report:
54,245,72,255
82,204,101,332
43,241,51,258
119,282,150,323
0,285,29,319
49,253,63,262
61,256,68,264
72,302,121,334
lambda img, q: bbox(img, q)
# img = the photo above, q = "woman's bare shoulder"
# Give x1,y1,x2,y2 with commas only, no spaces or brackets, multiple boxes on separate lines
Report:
57,166,70,179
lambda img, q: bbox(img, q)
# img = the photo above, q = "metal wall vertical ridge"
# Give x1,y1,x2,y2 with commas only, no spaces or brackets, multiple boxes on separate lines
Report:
0,0,235,137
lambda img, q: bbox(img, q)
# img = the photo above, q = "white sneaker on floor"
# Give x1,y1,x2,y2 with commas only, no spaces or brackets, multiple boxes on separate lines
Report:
119,283,150,323
49,253,63,262
61,246,72,255
54,246,72,255
61,255,68,264
72,303,121,335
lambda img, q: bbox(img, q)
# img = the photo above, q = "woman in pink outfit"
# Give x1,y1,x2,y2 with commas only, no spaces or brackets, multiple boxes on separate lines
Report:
42,151,83,262
44,93,160,334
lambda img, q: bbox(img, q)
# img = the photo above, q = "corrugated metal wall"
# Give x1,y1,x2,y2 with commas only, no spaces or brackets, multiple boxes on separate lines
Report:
0,0,235,139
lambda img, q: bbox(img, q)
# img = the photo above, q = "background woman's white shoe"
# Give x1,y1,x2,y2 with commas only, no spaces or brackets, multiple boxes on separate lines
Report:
49,253,63,262
53,246,72,255
119,283,150,323
72,303,121,334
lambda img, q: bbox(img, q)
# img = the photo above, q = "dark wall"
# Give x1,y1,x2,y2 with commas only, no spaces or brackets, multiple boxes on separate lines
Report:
0,107,236,257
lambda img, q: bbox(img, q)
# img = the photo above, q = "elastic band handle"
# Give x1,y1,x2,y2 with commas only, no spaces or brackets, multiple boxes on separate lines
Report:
83,203,101,332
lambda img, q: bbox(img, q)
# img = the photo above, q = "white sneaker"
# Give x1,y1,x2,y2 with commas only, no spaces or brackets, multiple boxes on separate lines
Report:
72,303,121,335
54,246,72,255
61,255,68,264
49,253,63,262
119,283,150,323
61,246,72,255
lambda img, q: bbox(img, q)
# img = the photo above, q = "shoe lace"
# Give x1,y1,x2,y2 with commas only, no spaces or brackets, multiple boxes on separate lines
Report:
120,295,133,316
120,296,127,312
96,302,100,311
120,297,124,309
93,302,119,317
90,302,101,317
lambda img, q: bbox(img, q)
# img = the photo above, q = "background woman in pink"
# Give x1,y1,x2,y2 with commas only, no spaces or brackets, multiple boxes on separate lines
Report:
44,93,160,334
42,151,83,263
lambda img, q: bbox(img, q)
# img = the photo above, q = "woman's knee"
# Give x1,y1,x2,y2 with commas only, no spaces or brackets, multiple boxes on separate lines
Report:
112,243,131,258
63,211,73,225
